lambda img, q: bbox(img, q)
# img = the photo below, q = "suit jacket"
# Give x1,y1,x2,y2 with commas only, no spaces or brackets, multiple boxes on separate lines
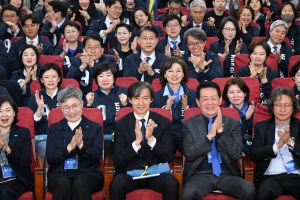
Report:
46,115,104,183
184,21,218,37
7,125,34,192
155,36,189,57
251,117,300,186
113,111,174,175
182,114,242,184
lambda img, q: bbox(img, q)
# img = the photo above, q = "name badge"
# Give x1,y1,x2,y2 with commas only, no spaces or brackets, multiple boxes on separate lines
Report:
284,160,299,173
207,152,222,163
64,158,78,169
1,165,16,178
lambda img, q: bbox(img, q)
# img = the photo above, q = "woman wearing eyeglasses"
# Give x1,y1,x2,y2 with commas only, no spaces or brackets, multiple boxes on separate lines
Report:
209,16,248,77
46,85,103,200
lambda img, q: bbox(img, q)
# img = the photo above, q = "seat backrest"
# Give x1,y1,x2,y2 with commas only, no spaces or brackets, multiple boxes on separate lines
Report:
262,7,270,14
151,78,162,92
103,54,118,65
205,37,218,51
250,22,259,28
59,36,87,45
234,54,278,76
152,21,166,37
151,78,199,92
157,7,168,16
30,79,80,95
264,21,272,36
181,7,190,16
296,19,300,25
74,21,82,35
10,36,22,44
271,77,295,90
92,77,138,91
288,55,300,77
184,107,240,121
251,36,266,43
39,55,64,77
0,80,24,106
41,36,49,41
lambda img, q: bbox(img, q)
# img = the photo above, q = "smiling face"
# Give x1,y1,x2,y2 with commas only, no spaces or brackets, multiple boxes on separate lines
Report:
106,1,122,20
0,102,15,130
273,94,293,125
61,97,83,122
249,0,261,12
79,0,90,11
126,0,135,10
293,69,300,90
134,10,149,28
97,70,114,93
196,87,221,118
222,21,236,41
190,5,205,24
10,0,22,9
269,25,286,45
129,88,152,118
116,26,131,45
239,8,252,26
40,69,60,90
22,19,39,40
64,25,80,42
186,36,205,56
249,45,267,66
164,63,184,86
227,84,246,108
84,38,103,61
137,30,158,55
165,19,181,39
22,48,37,68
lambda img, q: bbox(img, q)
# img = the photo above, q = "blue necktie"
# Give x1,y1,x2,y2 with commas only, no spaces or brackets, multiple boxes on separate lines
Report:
273,46,278,53
208,118,221,176
171,41,177,51
145,57,151,63
140,119,146,143
109,22,115,37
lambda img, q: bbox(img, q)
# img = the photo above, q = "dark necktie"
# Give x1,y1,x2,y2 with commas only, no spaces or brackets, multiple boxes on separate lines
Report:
208,118,221,176
171,41,177,51
140,119,146,143
273,46,278,53
195,25,200,28
145,57,151,63
109,22,115,37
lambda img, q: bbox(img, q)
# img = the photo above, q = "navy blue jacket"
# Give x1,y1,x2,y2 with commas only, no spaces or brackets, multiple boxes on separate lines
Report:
7,125,34,192
27,87,61,135
73,9,103,36
184,21,218,37
9,37,54,74
256,13,266,36
241,25,260,46
40,19,68,47
236,65,278,104
0,86,9,95
0,22,24,43
46,115,104,183
34,7,46,28
10,70,33,105
151,85,197,139
54,41,83,77
67,55,117,96
263,0,278,21
286,22,300,55
155,36,189,57
123,51,167,83
209,39,248,77
223,101,253,156
0,65,6,80
263,38,292,77
132,24,164,38
85,85,128,135
180,51,223,82
292,84,300,105
157,11,185,21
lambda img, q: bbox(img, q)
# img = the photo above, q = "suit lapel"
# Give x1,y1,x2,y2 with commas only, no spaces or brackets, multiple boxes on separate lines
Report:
289,118,299,141
193,115,207,139
8,125,19,149
266,119,276,145
126,112,138,141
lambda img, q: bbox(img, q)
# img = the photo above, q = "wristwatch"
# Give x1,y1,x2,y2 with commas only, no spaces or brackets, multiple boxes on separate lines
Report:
287,139,295,147
200,65,209,73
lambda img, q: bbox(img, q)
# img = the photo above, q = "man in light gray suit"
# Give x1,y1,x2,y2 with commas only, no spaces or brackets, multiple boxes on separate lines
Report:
181,81,255,200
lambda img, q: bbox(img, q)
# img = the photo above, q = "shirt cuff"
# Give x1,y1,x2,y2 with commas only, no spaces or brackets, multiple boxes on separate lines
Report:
147,137,156,150
132,142,141,153
99,30,107,44
288,146,295,151
34,113,42,121
273,143,279,155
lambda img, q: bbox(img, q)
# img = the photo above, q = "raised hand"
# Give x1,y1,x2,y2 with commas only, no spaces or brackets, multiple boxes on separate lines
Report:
35,90,44,109
245,101,255,120
181,94,189,110
145,119,156,142
207,17,215,27
86,92,94,106
173,44,182,57
131,36,138,53
75,127,83,148
119,93,128,106
165,43,171,57
249,62,257,77
165,96,176,110
134,119,143,146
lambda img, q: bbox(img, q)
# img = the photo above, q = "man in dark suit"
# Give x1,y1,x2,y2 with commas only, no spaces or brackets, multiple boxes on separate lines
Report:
110,82,179,200
251,87,300,200
157,0,185,21
181,81,255,200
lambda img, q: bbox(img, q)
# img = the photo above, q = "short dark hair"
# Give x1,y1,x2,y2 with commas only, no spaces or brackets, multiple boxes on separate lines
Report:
137,26,158,38
1,4,19,17
38,63,62,88
48,1,67,18
127,82,154,100
20,13,40,26
115,22,132,33
62,21,81,36
196,81,221,100
163,14,181,28
107,0,123,7
19,45,40,70
266,87,299,117
168,0,182,4
159,56,189,86
248,41,271,58
131,7,151,27
184,28,207,44
93,62,118,84
279,2,297,22
222,77,250,103
289,60,300,77
83,35,104,48
236,5,255,22
0,95,18,125
218,16,240,41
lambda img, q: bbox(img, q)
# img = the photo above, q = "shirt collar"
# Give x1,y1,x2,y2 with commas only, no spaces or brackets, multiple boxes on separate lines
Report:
46,88,58,99
267,39,282,50
140,51,156,61
163,84,184,97
23,69,33,76
168,36,181,45
134,110,150,122
26,35,39,45
105,16,113,28
193,21,202,28
57,18,66,29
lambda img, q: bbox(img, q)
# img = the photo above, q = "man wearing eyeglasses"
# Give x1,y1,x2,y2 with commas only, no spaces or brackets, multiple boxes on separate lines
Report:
157,0,184,21
181,28,223,83
67,35,116,96
123,26,167,83
252,87,300,200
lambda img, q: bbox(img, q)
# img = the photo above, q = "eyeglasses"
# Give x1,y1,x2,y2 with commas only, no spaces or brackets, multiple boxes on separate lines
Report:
166,23,180,29
169,7,181,11
187,41,204,47
3,15,16,19
223,28,236,33
274,104,292,110
61,102,81,112
86,45,101,51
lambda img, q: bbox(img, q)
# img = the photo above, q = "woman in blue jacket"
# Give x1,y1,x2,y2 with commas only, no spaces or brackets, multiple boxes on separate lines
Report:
209,17,248,77
237,41,278,105
151,56,197,154
85,62,128,159
27,63,62,158
247,0,269,36
222,77,254,156
289,60,300,104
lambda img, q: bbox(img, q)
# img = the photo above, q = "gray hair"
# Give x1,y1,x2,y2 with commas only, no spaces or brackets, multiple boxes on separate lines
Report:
266,87,298,117
270,20,289,33
183,28,207,44
189,0,206,12
57,85,83,104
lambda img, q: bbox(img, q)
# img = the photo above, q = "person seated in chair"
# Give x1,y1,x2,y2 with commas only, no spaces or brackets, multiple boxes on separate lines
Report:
110,81,179,200
46,85,104,200
157,0,185,21
251,87,300,200
204,0,229,29
290,60,300,105
181,81,256,200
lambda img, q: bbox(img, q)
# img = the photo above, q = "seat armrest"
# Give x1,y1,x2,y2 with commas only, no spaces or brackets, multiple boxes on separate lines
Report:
242,156,254,182
35,156,45,200
173,155,183,198
105,155,114,200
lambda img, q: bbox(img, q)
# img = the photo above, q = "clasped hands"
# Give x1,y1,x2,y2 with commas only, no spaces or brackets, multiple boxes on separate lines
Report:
0,131,11,153
276,126,294,149
207,109,223,141
67,127,84,153
134,119,156,146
